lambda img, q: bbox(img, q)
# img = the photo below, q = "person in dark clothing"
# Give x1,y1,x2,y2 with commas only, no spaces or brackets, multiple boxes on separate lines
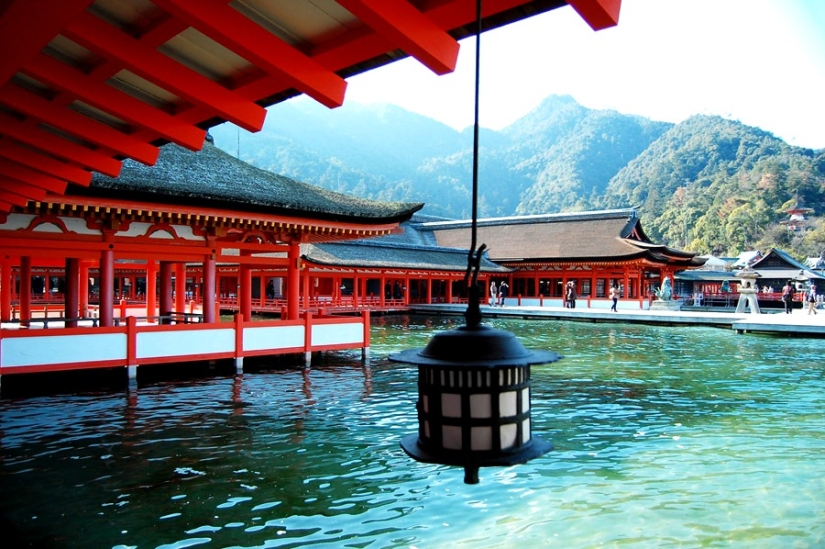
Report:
565,281,577,309
499,281,509,307
781,280,794,314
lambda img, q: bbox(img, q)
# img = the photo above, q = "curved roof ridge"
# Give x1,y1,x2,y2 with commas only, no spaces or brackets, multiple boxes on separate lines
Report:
414,208,637,230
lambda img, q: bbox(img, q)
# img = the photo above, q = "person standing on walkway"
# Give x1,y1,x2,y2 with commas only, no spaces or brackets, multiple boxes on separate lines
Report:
807,284,818,315
566,281,577,309
609,283,618,312
490,280,498,307
782,280,794,314
499,281,509,308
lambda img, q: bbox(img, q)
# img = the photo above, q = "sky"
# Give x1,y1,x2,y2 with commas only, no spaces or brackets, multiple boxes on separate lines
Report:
334,0,825,150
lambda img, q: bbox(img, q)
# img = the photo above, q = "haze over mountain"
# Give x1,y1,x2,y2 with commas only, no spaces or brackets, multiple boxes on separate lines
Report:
210,95,825,258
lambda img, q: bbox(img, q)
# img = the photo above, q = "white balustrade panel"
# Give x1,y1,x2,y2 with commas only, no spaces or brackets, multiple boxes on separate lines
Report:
311,322,363,346
137,328,235,359
243,325,305,352
1,333,127,367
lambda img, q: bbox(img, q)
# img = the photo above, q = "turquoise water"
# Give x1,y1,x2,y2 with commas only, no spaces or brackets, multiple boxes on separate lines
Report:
1,315,824,548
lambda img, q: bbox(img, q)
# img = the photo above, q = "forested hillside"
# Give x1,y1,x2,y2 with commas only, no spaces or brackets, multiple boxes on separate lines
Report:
210,95,825,259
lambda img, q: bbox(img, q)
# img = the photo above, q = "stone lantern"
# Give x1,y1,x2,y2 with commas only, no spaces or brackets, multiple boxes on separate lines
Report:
734,267,761,314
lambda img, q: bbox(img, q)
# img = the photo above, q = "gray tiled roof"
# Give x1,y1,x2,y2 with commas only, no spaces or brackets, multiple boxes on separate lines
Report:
78,139,423,223
303,240,510,273
422,210,702,264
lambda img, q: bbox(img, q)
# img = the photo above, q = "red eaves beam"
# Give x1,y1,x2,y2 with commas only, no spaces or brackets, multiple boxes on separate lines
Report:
0,84,159,166
23,53,207,152
0,139,92,187
0,158,68,194
0,112,122,177
0,0,94,87
335,0,460,75
152,0,347,109
566,0,621,30
63,12,267,133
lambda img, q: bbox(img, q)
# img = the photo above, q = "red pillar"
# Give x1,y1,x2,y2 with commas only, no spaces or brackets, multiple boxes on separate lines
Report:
287,243,300,320
20,256,31,326
203,254,216,323
426,275,433,304
79,261,89,316
0,257,11,322
302,268,310,311
65,258,80,327
159,261,173,322
175,262,186,314
240,262,252,322
146,260,157,322
100,249,114,327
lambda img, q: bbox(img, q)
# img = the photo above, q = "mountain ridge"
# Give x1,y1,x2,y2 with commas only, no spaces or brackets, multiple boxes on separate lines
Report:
210,95,825,257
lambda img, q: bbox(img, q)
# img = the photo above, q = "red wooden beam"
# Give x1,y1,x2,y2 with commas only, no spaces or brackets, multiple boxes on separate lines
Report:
0,0,94,87
566,0,621,30
0,180,45,204
153,0,347,109
0,158,68,194
64,12,267,133
0,138,92,187
23,53,207,151
336,0,459,75
0,112,122,177
0,190,30,208
0,85,159,166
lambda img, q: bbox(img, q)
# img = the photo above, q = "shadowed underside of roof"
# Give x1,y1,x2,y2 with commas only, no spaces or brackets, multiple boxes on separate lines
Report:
0,0,621,213
72,140,423,224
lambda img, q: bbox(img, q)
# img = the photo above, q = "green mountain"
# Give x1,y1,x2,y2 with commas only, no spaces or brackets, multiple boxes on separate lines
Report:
210,95,825,258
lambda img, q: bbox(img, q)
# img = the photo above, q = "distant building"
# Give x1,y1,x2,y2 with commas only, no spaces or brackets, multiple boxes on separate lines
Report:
414,209,705,306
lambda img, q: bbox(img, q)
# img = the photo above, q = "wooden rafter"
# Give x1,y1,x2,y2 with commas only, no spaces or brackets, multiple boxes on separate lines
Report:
0,139,92,187
0,112,123,177
0,158,68,194
153,0,348,109
0,84,159,166
335,0,459,75
63,12,267,133
22,53,206,151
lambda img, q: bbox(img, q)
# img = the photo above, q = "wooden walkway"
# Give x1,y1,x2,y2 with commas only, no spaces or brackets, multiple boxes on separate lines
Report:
409,303,825,337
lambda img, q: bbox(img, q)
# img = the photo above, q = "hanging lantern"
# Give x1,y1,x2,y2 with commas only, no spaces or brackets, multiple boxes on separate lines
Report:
390,322,560,484
390,0,560,484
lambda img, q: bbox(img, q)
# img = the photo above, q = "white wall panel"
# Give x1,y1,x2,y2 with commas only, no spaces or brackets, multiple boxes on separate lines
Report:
1,333,127,367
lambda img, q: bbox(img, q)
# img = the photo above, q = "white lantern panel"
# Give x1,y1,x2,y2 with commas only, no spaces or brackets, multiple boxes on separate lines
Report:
522,418,531,442
443,425,463,450
499,391,517,417
442,393,462,418
521,388,530,412
471,426,492,450
470,393,491,418
501,423,517,450
422,394,429,413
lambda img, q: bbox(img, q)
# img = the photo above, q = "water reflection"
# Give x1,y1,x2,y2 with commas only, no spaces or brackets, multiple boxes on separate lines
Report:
1,315,824,547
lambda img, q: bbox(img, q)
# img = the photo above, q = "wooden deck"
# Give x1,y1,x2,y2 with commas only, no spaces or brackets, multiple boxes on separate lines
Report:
409,302,825,337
